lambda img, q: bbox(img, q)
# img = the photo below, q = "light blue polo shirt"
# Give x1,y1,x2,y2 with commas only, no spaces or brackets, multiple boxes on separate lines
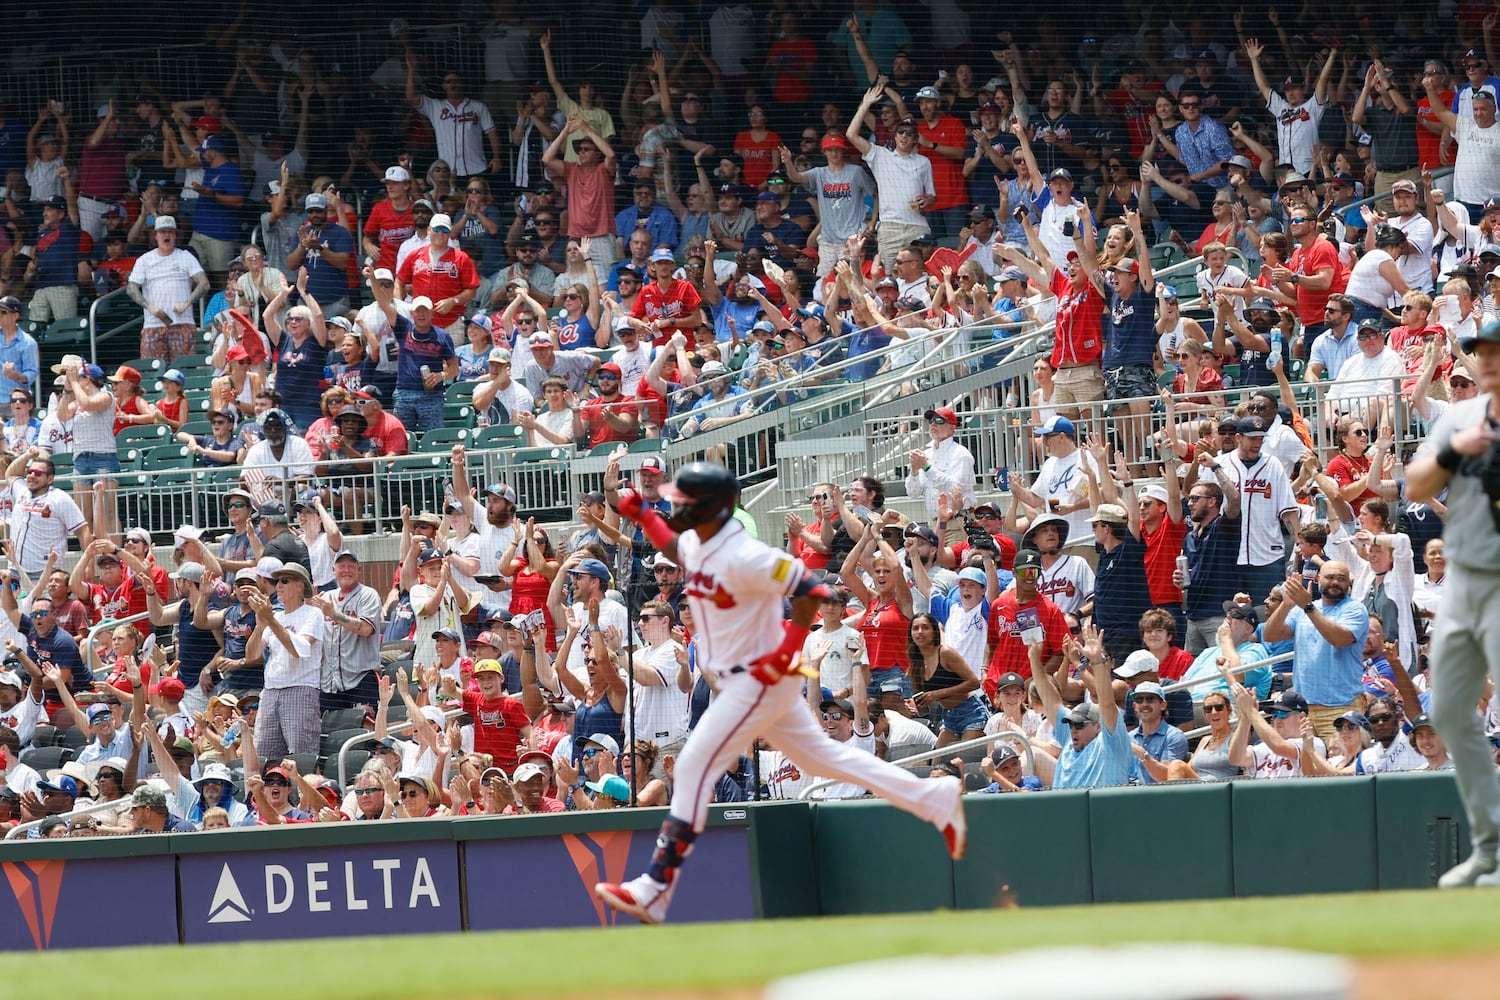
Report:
1053,708,1133,789
1284,595,1369,707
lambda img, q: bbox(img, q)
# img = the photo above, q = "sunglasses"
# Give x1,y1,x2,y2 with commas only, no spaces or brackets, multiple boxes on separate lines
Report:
263,778,291,788
1203,703,1229,713
401,789,425,799
32,609,51,618
354,788,381,796
431,226,452,233
895,129,918,137
25,468,48,477
1334,720,1364,731
821,711,846,721
1179,101,1201,108
1368,714,1396,723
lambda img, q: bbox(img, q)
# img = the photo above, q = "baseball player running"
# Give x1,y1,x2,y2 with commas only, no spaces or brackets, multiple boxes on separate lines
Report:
1407,318,1500,888
595,462,967,924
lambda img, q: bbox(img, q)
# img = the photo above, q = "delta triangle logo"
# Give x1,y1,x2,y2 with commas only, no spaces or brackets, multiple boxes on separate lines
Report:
3,860,65,950
206,863,252,923
561,831,633,927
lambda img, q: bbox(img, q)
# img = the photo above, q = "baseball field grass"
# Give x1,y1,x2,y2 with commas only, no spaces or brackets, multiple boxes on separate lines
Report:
13,889,1500,998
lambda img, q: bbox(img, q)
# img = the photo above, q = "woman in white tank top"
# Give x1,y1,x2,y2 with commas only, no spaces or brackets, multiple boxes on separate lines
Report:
296,494,343,590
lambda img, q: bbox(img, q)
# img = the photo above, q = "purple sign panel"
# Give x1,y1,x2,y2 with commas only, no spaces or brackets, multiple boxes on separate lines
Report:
179,841,462,943
465,824,754,929
0,854,178,951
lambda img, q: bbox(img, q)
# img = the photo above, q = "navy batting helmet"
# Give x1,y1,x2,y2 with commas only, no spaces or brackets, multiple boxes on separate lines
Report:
660,462,740,530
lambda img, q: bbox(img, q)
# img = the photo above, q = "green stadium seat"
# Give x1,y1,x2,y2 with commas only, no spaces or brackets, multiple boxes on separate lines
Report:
473,424,523,450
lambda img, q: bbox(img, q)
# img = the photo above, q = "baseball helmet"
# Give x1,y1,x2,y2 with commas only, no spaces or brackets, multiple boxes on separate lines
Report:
660,462,740,530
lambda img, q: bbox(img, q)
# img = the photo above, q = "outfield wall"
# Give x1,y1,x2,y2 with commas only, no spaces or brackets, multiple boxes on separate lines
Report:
0,774,1466,950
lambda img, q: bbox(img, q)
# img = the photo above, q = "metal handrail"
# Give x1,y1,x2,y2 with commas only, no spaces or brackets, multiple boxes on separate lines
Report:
5,793,134,841
798,729,1034,801
1161,651,1296,696
335,705,465,789
87,285,140,364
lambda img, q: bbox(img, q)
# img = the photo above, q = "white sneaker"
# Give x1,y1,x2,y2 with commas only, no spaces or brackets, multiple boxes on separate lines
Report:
939,776,967,861
1438,853,1498,888
595,874,673,924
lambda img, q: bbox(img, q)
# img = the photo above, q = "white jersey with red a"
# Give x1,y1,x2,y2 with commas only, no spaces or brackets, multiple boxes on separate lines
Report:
675,520,805,676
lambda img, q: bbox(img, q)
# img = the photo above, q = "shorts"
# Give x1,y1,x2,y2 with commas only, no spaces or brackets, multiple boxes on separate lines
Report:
27,285,78,323
140,324,197,364
1104,363,1157,407
1050,362,1105,412
941,695,990,735
189,231,240,272
867,666,912,699
73,450,121,486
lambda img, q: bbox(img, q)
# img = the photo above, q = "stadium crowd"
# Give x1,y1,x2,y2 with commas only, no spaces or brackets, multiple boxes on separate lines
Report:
0,4,1497,837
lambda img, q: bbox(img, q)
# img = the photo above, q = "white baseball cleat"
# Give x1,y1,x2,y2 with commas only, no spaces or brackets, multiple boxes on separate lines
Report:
595,874,673,924
940,776,967,862
1438,853,1498,888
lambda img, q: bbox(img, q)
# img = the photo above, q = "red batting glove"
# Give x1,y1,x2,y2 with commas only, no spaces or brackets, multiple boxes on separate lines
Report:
616,488,644,520
749,649,794,686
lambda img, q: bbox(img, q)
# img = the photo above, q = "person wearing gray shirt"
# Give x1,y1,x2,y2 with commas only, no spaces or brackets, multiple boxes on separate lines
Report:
782,137,875,277
1407,319,1500,889
311,550,384,710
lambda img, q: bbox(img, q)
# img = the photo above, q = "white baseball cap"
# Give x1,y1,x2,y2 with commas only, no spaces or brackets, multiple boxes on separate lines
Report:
384,166,411,182
411,296,435,311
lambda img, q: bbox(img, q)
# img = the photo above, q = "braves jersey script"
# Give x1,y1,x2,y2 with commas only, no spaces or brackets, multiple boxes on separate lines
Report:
675,519,804,675
1216,451,1296,565
1035,554,1095,615
1249,735,1326,779
631,279,704,345
363,201,415,273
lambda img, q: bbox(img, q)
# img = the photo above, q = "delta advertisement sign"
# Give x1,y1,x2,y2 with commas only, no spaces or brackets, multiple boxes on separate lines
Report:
465,822,754,929
179,841,462,943
0,855,178,951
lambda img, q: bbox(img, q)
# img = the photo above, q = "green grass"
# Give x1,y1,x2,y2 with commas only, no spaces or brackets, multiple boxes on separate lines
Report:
13,890,1499,999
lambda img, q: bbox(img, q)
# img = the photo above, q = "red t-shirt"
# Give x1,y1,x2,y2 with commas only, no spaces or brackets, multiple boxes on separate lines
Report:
767,38,817,105
582,394,638,447
1326,452,1379,514
1391,322,1449,394
918,115,969,210
734,130,782,187
88,572,153,639
792,518,830,571
461,689,531,769
1156,646,1194,682
1171,366,1224,406
502,797,566,815
396,247,481,329
1287,237,1345,326
1141,515,1188,605
634,375,670,432
1049,269,1104,367
363,201,415,273
859,597,911,671
1415,92,1455,169
506,568,557,653
632,280,704,343
949,535,1019,572
984,592,1068,697
562,161,615,238
365,410,410,456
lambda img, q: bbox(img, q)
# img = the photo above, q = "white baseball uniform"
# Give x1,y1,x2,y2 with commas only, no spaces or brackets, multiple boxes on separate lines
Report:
1035,554,1095,616
1215,451,1297,566
666,519,957,831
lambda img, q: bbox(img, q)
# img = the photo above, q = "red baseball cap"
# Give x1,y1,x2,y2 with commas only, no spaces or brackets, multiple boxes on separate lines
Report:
150,677,186,700
924,406,959,425
109,365,142,385
225,344,251,362
190,116,222,132
472,630,502,649
820,134,850,150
